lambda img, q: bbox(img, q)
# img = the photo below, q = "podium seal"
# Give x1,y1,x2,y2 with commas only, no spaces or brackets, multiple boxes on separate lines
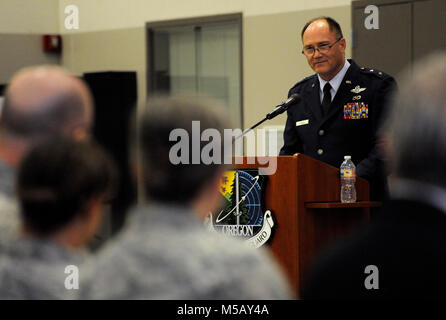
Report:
206,169,274,248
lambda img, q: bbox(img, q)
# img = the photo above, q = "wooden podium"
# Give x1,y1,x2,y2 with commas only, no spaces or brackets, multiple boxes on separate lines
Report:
234,154,379,298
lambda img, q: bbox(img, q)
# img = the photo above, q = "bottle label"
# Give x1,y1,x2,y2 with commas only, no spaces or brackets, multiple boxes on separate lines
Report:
343,169,355,178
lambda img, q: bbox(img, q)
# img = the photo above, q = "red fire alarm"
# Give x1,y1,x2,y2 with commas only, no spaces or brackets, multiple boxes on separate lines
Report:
42,35,62,53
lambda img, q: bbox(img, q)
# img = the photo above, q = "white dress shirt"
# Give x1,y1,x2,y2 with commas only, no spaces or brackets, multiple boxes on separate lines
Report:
318,59,351,104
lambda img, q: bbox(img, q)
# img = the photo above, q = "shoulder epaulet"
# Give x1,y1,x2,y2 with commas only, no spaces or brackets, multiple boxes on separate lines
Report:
359,66,390,79
289,74,316,91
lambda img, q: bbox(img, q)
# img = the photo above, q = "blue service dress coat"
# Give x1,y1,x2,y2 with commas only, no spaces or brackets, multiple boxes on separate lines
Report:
279,59,397,200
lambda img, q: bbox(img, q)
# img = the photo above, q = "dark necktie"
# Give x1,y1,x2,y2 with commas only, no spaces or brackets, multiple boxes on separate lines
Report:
321,82,332,116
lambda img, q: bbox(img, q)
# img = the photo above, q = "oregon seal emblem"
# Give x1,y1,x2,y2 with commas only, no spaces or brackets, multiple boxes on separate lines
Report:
206,169,274,248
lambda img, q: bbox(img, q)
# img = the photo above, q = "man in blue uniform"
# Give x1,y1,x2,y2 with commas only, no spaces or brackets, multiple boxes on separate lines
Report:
303,52,446,300
279,17,396,200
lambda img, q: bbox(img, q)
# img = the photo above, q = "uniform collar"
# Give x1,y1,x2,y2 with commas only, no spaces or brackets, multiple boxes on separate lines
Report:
317,59,351,101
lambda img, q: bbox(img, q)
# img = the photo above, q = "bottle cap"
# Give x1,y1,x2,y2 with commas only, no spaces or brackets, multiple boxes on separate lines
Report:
344,155,351,160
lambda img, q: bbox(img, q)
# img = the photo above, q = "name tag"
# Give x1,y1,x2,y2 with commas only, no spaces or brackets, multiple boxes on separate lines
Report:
296,119,309,127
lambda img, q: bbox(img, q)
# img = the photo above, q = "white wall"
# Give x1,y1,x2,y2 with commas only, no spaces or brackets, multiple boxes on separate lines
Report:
58,0,352,33
0,0,354,134
58,0,353,132
0,0,60,82
0,0,59,34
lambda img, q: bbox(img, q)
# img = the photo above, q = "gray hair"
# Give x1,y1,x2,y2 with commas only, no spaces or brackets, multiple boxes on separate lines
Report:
0,66,92,145
1,91,87,142
138,95,231,204
383,52,446,188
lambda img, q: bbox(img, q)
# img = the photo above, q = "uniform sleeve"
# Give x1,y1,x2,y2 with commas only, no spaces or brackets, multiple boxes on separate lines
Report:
356,76,397,180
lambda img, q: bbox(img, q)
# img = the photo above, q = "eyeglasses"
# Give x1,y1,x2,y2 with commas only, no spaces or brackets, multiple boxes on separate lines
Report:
301,38,342,56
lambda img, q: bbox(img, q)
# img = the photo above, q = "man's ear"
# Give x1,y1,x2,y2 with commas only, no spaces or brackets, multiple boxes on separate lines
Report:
339,37,347,51
80,197,103,226
72,127,88,141
193,169,226,220
79,196,105,243
207,169,226,211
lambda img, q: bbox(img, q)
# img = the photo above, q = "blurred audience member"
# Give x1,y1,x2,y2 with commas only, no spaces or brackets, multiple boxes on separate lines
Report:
0,138,115,299
81,96,292,299
0,66,93,246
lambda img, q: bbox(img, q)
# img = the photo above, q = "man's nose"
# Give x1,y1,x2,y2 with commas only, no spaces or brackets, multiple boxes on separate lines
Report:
313,48,323,58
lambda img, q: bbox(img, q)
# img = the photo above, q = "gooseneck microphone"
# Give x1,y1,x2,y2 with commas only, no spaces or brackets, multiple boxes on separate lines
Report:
233,93,301,142
266,93,301,119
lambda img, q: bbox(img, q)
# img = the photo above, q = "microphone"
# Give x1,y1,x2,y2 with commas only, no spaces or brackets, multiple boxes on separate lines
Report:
233,93,301,142
266,93,301,120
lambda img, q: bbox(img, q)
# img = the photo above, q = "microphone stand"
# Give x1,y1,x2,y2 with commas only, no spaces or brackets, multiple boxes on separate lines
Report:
233,117,268,143
233,94,301,143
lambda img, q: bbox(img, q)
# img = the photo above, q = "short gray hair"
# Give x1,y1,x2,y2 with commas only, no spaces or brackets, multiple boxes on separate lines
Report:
383,52,446,188
1,90,86,141
138,95,231,204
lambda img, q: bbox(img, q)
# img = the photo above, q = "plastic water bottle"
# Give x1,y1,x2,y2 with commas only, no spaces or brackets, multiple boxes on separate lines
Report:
340,155,356,203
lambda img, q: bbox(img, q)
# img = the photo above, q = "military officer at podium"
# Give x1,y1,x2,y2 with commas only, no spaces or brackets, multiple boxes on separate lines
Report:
279,16,397,201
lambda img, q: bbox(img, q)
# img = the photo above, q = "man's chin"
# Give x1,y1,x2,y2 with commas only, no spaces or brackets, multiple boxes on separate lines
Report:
313,67,328,75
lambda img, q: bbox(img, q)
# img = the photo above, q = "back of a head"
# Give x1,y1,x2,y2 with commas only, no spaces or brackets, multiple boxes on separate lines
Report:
17,138,116,235
138,95,231,205
1,66,93,144
383,52,446,188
